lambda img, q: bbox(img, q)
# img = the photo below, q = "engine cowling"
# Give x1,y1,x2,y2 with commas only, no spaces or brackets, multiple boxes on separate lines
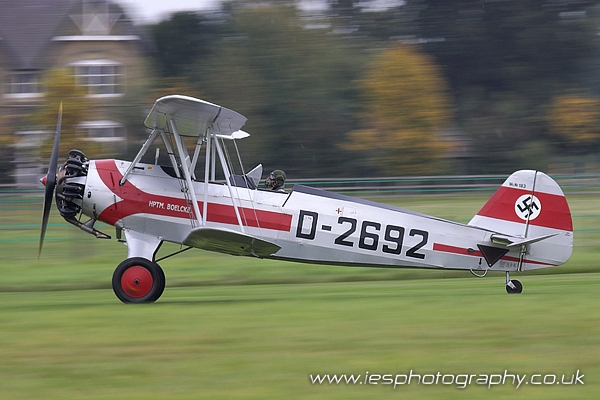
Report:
55,150,88,218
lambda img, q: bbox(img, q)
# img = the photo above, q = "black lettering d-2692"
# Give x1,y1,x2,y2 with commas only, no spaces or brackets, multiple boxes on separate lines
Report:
296,210,318,240
295,210,429,260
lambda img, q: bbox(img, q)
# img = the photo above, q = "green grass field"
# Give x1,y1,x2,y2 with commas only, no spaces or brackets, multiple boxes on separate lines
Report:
0,192,599,399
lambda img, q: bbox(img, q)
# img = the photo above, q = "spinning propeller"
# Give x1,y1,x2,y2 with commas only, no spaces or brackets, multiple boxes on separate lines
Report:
38,103,62,257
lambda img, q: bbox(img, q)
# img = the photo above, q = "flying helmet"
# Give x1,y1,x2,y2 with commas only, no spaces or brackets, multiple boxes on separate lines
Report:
266,169,286,190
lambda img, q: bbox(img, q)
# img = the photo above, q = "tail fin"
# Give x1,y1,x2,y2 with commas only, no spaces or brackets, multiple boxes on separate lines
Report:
469,170,573,268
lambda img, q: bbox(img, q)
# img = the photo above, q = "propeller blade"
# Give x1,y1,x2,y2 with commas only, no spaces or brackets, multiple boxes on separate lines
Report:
38,103,63,257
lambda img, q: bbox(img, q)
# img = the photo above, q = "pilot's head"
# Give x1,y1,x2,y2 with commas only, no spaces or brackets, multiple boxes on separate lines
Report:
266,170,286,191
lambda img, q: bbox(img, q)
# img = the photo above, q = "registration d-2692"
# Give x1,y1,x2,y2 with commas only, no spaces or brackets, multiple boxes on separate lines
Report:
295,210,429,259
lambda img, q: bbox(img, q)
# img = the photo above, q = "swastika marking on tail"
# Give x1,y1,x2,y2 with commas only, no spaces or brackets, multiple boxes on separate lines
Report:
515,194,541,221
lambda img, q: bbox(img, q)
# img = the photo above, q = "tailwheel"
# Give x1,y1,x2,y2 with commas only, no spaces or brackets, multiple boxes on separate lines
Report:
504,271,523,294
112,257,165,303
506,279,523,294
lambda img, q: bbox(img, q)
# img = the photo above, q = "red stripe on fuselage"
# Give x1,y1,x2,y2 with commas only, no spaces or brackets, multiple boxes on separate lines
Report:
94,159,292,231
475,186,572,231
433,243,484,258
433,243,555,266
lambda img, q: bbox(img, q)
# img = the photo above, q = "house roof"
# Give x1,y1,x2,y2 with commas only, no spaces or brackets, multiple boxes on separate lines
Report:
0,0,149,70
0,0,75,70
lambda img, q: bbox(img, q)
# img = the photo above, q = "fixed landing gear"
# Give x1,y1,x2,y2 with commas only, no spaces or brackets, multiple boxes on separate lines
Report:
112,257,165,303
505,271,523,294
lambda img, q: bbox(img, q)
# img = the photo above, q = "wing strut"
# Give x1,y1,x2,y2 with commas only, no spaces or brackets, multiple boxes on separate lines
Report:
120,128,160,185
213,133,246,234
202,130,211,226
170,118,203,228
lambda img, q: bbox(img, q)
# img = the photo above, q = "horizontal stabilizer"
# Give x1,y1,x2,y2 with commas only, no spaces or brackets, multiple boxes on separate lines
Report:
491,233,557,248
183,227,281,258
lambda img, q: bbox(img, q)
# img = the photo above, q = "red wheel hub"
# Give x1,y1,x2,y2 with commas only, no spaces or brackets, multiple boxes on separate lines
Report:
121,266,153,298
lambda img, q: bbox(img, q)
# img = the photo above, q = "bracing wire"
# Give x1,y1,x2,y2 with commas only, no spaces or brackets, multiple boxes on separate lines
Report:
156,246,193,262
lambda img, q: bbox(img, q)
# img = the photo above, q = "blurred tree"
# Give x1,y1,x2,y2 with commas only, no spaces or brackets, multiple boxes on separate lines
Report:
0,112,20,183
151,12,219,77
325,0,422,44
547,94,600,154
193,2,362,176
344,45,453,175
32,69,96,158
408,0,597,92
403,0,600,172
140,0,600,176
0,113,17,147
146,76,205,103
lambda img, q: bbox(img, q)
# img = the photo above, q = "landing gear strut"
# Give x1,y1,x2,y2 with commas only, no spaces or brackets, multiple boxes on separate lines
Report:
505,271,523,294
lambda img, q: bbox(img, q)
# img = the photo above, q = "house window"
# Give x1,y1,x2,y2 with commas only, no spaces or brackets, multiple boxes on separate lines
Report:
5,71,43,97
71,60,124,96
78,120,125,142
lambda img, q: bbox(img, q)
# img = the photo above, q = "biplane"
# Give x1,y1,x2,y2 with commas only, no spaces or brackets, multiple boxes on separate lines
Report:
39,96,573,303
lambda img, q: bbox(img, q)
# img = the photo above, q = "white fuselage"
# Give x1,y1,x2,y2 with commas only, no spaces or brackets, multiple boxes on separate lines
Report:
82,159,571,272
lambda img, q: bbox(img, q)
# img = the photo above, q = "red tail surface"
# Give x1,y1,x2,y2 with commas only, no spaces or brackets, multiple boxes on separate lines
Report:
469,170,573,269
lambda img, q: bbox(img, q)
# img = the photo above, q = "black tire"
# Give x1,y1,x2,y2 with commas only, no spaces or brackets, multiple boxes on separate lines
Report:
506,279,523,294
112,257,165,303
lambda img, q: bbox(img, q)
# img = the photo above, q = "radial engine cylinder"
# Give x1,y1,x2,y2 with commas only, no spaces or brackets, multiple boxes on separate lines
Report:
55,150,88,218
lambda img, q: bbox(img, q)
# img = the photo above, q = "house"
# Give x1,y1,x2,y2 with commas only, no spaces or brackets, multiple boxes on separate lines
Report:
0,0,155,187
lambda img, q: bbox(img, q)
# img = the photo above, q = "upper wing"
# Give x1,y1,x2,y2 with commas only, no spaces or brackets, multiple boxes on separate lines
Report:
144,95,247,137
